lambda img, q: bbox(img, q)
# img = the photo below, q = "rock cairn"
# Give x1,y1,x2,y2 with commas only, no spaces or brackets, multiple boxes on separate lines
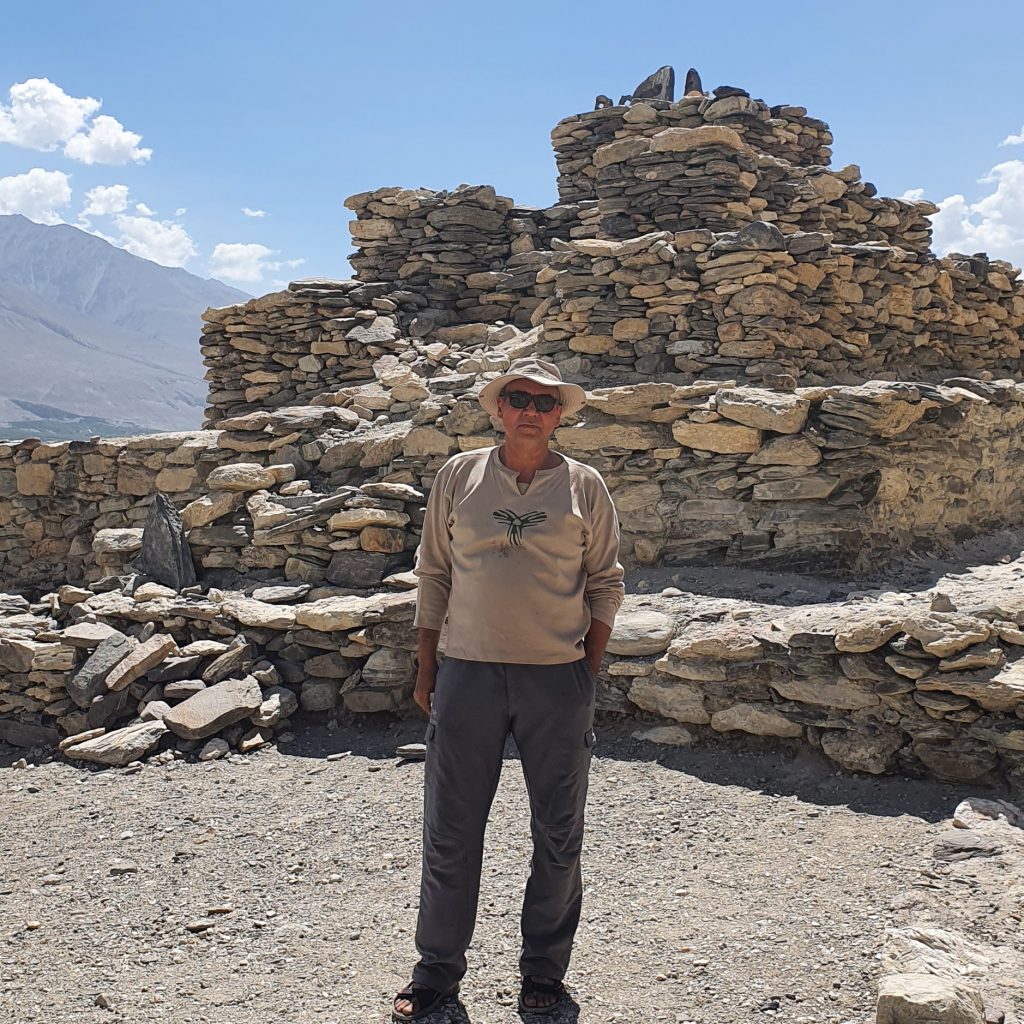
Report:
552,89,833,205
590,123,936,250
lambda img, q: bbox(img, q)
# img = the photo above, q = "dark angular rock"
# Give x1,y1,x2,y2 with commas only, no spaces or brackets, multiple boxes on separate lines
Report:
86,688,130,729
148,656,204,684
67,632,132,708
202,638,252,685
786,232,829,255
130,492,197,591
625,65,674,103
326,550,411,589
0,719,60,749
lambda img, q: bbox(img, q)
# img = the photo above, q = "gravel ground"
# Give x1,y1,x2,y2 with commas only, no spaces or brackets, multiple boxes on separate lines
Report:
2,716,1020,1024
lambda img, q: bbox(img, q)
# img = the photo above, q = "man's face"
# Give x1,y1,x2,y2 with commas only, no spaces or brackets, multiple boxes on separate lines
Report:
497,378,563,443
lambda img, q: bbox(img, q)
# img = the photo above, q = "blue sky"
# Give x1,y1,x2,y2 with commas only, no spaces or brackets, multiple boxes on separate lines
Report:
3,0,1024,292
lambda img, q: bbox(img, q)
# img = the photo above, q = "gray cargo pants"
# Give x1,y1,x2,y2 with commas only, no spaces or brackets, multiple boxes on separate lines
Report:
411,656,597,992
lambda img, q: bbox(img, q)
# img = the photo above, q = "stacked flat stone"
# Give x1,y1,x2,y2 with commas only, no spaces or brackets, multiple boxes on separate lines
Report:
615,589,1024,785
538,226,1024,386
593,124,762,237
345,184,516,322
753,160,937,253
552,89,832,205
185,476,422,591
550,378,1024,571
200,280,419,426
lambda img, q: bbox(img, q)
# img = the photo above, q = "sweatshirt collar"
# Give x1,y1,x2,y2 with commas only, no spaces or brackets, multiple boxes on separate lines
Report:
491,445,564,479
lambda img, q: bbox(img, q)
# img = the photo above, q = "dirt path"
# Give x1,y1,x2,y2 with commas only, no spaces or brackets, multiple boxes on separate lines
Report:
2,717,1019,1024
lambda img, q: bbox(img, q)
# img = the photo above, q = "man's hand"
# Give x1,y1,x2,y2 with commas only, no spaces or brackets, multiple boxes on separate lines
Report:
413,659,437,716
584,617,613,681
414,628,442,716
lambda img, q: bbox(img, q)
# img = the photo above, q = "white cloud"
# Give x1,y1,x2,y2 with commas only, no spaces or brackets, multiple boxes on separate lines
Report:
0,78,150,166
135,202,154,216
921,160,1024,266
0,78,98,151
242,207,266,218
209,242,304,285
80,183,129,218
1001,128,1024,146
64,113,151,165
114,214,196,267
174,207,186,216
0,168,72,224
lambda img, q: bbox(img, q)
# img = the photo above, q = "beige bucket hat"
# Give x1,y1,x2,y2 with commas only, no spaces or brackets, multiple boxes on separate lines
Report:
478,357,587,418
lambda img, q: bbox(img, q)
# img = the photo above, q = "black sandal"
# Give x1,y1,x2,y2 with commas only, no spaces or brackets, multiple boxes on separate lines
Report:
518,976,567,1015
392,981,458,1022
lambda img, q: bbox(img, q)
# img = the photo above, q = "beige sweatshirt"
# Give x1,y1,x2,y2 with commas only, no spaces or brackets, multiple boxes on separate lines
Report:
414,445,625,664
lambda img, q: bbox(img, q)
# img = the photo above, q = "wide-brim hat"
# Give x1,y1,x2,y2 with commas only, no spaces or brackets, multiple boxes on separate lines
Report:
478,357,587,418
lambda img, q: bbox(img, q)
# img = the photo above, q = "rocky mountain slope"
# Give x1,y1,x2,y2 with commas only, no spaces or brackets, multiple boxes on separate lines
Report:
0,215,249,437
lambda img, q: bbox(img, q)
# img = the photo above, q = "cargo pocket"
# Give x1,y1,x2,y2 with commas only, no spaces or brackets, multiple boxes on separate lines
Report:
584,728,596,749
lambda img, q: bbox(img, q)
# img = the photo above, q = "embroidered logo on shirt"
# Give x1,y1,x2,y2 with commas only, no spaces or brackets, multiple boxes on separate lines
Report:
492,508,547,546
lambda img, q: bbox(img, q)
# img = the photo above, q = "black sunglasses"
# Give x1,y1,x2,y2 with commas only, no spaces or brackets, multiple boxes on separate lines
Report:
500,390,562,413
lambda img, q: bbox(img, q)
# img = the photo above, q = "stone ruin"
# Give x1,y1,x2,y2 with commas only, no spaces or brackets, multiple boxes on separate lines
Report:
1,67,1024,794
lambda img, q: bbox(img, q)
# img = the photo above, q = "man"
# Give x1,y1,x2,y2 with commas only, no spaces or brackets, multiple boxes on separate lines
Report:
393,358,624,1020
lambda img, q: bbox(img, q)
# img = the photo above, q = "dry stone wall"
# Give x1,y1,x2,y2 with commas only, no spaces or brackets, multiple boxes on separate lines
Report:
0,432,225,593
537,228,1024,386
56,376,1024,585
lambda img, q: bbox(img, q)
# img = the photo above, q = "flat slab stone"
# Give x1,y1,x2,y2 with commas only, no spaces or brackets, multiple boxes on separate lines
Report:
222,598,297,630
63,720,168,767
607,610,675,656
711,704,803,738
106,634,179,692
162,676,263,740
715,389,810,434
61,622,122,649
251,584,310,604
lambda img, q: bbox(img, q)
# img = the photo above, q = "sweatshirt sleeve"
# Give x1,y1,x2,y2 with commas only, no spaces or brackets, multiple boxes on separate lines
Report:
582,470,625,629
413,460,455,630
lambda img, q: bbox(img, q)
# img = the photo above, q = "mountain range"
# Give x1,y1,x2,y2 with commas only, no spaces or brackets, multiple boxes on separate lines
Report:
0,215,250,440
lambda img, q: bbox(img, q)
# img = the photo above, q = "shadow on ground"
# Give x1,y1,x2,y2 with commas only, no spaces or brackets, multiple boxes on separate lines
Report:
630,528,1024,606
254,711,1014,825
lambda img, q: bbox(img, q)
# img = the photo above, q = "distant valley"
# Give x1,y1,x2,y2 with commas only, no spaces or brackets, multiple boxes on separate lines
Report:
0,215,250,440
